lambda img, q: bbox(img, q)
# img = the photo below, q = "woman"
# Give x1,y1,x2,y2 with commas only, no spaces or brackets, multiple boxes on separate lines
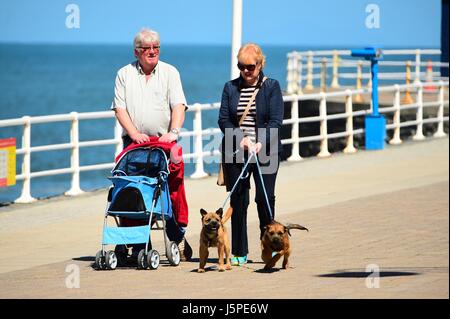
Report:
218,43,284,266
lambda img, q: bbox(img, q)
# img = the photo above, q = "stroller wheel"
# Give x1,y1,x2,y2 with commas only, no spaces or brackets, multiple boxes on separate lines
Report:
137,249,148,270
105,251,118,270
114,245,128,266
167,241,180,266
147,250,160,270
94,250,106,270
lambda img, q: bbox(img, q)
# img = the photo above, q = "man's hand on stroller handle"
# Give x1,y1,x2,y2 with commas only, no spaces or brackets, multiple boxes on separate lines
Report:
130,131,151,144
158,132,178,143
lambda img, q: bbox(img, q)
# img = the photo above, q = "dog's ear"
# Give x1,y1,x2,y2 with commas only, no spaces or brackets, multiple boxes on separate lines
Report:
284,226,292,237
200,208,208,217
286,223,309,233
216,208,223,218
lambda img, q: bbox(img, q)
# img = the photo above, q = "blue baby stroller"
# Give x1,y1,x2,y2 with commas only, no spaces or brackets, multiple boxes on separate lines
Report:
94,147,180,270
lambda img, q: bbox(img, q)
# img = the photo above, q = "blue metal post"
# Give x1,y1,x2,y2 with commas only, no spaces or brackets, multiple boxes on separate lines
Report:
351,47,385,150
371,60,379,116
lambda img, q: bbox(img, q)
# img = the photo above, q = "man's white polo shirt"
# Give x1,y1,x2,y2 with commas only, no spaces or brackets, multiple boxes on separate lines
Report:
111,60,187,137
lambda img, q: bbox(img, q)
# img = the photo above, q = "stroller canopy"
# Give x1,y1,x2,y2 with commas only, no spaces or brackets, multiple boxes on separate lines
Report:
113,147,169,178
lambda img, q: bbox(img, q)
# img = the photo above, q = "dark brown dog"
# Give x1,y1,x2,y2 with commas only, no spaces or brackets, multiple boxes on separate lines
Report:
198,207,233,273
261,220,309,270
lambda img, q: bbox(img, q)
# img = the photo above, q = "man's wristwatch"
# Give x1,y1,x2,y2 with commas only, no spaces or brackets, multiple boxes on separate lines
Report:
170,128,180,136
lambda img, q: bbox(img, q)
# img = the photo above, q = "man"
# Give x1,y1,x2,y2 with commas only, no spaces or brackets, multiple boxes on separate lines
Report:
111,28,192,261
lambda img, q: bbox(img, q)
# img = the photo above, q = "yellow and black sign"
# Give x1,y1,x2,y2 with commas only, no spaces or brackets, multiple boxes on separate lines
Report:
0,138,16,187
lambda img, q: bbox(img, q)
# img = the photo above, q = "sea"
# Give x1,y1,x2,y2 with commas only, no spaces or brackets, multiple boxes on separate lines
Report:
0,43,442,203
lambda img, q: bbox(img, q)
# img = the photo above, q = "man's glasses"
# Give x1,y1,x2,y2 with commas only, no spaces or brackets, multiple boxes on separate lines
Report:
137,45,160,53
237,62,257,72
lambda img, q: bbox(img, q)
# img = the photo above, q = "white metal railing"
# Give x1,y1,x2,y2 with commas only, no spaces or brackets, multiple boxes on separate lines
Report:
2,46,450,204
0,112,124,203
1,80,448,204
286,48,450,94
283,81,448,162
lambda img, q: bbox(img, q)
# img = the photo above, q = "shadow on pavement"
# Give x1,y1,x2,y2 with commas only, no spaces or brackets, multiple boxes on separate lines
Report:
73,256,95,262
317,270,420,278
254,268,282,274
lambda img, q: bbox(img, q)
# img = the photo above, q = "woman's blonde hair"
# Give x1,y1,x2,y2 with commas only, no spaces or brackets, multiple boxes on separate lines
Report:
237,43,266,68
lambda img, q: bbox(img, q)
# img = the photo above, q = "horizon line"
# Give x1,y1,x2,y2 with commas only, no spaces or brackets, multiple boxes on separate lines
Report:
0,41,441,50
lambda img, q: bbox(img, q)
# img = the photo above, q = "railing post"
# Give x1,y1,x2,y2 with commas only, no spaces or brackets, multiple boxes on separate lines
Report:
114,118,123,157
317,93,330,158
287,96,302,162
354,60,364,103
331,50,340,89
343,90,356,154
320,58,327,92
413,83,425,141
414,49,421,85
15,116,36,203
433,81,447,138
305,51,314,91
291,53,299,93
286,53,295,94
389,84,403,145
190,103,208,179
366,67,372,89
296,53,303,95
66,112,83,196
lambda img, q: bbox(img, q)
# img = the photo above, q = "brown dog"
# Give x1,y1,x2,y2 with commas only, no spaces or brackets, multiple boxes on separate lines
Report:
198,207,233,273
261,220,309,270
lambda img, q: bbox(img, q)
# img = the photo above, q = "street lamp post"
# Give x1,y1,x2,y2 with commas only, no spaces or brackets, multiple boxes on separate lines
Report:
231,0,243,80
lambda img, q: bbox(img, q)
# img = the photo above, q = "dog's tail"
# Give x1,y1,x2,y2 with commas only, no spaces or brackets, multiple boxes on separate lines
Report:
285,223,309,236
221,206,233,224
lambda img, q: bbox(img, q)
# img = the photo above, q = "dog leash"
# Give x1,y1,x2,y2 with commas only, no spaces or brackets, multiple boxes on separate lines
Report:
221,151,255,210
220,150,273,221
253,152,274,221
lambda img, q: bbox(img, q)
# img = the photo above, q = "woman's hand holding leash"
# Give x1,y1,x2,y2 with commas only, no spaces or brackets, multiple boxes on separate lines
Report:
252,142,262,154
240,137,262,154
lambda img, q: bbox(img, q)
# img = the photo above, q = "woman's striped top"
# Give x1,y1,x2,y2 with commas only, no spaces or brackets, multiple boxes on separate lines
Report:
237,85,257,143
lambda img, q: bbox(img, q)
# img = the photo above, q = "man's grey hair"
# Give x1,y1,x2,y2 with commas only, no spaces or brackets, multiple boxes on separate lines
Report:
134,28,160,48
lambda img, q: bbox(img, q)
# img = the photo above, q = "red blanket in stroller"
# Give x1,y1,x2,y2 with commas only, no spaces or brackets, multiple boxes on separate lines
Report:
115,137,189,227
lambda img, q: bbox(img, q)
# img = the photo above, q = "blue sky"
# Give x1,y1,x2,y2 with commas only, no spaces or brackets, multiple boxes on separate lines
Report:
0,0,442,47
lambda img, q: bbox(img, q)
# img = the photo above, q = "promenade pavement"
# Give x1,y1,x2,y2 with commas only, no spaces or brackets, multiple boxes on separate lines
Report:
0,137,448,298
